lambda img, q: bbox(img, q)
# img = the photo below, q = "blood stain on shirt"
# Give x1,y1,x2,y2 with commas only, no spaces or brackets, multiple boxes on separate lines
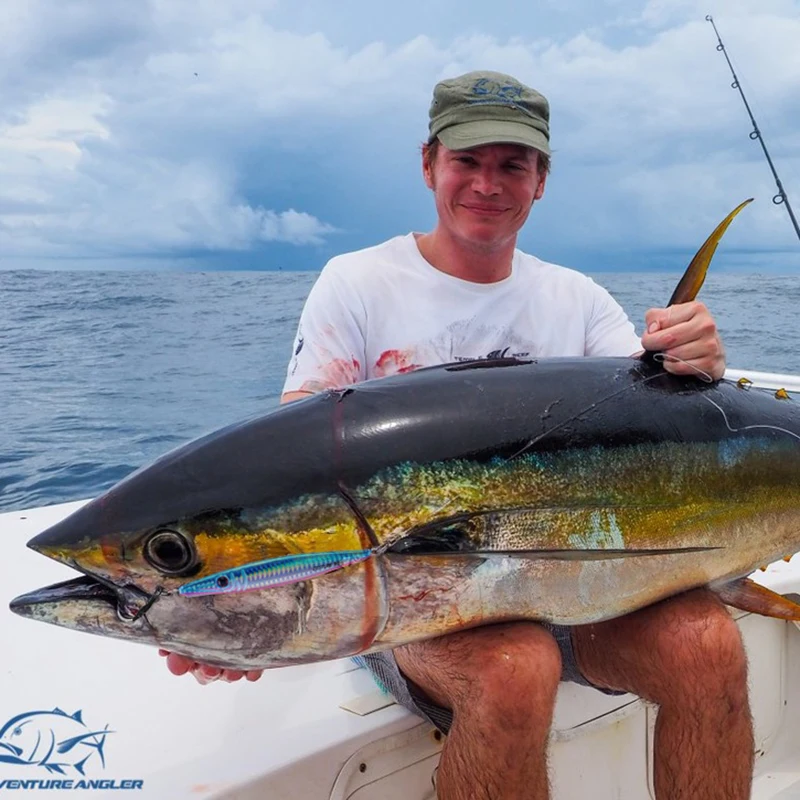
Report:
374,349,424,378
299,357,361,392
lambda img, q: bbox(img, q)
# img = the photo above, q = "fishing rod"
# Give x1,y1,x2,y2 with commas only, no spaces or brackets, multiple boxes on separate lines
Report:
706,14,800,244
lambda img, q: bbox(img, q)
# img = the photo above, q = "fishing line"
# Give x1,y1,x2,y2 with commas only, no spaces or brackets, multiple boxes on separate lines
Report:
505,365,671,462
702,396,800,443
398,354,725,542
396,362,679,536
652,353,715,383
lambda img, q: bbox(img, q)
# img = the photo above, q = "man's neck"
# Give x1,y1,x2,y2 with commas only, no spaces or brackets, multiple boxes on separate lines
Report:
415,228,516,284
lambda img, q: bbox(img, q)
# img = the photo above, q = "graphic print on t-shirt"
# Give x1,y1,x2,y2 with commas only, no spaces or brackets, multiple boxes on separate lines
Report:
371,318,535,379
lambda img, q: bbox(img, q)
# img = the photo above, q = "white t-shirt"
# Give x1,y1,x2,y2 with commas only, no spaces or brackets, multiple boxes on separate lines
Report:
283,233,641,394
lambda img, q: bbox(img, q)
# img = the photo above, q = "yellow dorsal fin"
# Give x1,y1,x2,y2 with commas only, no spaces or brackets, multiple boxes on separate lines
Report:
736,377,753,390
776,388,791,400
668,198,754,306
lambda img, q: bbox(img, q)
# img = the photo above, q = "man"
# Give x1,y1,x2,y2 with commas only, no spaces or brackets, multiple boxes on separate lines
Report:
164,71,751,799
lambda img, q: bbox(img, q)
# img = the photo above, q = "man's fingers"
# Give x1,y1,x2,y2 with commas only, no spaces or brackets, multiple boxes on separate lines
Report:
645,301,706,332
165,652,197,676
660,338,725,380
642,319,693,352
193,669,221,686
161,650,257,684
645,306,669,333
642,314,718,353
659,340,711,365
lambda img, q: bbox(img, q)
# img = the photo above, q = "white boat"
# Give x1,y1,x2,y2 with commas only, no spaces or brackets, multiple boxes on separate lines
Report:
2,368,800,799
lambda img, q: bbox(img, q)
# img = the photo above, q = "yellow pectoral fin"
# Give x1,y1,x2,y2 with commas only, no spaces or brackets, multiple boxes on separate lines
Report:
668,198,754,306
712,577,800,621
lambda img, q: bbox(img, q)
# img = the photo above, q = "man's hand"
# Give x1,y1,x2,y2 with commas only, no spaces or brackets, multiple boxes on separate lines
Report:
159,650,263,685
640,301,725,381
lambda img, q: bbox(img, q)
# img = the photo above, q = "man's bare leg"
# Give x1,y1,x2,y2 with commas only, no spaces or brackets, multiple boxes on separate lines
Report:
395,622,561,800
573,588,753,799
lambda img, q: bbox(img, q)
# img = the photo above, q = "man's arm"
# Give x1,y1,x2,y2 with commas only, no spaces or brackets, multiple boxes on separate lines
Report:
281,390,314,404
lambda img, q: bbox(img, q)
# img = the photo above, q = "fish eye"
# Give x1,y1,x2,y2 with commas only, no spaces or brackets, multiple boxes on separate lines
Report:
216,576,230,589
144,529,196,575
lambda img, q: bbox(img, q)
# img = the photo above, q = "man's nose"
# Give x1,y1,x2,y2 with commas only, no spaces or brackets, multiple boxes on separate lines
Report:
471,168,502,195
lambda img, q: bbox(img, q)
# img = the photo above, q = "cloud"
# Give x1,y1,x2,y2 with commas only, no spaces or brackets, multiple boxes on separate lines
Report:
0,0,798,269
0,142,336,256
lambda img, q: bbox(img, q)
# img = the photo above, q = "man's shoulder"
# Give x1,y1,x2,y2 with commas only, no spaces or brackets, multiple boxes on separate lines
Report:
324,234,413,280
515,250,596,291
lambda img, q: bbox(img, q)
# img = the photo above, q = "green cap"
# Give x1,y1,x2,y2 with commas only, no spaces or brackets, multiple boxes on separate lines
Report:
428,70,550,155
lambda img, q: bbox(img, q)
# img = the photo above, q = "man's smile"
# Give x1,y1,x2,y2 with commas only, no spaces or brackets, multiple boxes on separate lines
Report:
461,204,509,215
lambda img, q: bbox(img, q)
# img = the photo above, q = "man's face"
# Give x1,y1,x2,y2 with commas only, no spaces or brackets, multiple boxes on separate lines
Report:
423,142,547,251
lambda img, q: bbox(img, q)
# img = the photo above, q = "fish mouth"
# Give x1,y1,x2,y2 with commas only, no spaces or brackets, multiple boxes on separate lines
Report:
11,575,119,609
0,742,23,757
10,575,126,614
9,571,161,640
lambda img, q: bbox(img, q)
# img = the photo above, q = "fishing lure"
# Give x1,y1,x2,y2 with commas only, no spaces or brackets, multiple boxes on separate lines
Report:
177,549,373,597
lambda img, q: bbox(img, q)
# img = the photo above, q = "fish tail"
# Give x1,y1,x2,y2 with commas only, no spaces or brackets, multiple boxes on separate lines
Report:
73,727,110,770
93,728,109,769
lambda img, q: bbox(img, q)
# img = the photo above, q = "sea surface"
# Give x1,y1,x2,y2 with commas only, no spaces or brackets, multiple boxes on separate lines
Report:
1,269,799,512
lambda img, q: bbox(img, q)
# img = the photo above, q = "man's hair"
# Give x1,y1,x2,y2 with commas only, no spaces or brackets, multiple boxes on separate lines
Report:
421,139,551,177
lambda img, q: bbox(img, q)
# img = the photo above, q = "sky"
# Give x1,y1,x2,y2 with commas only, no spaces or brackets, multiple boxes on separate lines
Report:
1,0,799,272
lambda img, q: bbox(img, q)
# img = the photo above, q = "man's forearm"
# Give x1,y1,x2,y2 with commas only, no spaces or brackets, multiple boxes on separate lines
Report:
281,390,315,404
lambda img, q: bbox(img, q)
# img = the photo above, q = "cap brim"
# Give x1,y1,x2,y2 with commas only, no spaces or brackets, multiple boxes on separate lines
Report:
437,120,550,155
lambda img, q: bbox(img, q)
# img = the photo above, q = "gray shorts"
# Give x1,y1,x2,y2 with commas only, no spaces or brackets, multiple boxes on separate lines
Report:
357,623,622,733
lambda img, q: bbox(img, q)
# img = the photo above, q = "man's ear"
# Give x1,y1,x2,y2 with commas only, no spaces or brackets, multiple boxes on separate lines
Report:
534,171,547,201
422,145,436,191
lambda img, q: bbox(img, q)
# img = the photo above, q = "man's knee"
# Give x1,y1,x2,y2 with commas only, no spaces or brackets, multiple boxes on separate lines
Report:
650,591,745,669
576,589,748,701
629,591,747,702
397,622,562,715
466,623,563,703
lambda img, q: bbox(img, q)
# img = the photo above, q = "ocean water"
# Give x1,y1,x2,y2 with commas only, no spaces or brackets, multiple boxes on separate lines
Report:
1,269,798,512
